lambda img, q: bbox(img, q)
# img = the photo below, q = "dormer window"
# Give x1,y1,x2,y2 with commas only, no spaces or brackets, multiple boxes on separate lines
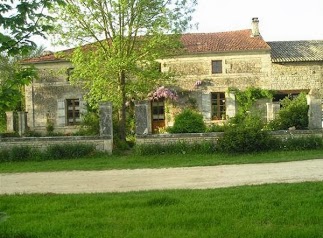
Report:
211,60,222,74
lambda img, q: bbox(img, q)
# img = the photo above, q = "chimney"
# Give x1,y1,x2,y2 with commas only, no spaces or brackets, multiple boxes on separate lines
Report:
251,17,260,37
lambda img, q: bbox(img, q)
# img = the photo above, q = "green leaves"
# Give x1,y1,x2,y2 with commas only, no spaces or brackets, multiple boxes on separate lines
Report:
0,54,37,112
0,0,65,56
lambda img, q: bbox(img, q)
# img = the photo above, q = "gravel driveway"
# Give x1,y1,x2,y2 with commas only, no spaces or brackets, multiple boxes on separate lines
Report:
1,159,323,195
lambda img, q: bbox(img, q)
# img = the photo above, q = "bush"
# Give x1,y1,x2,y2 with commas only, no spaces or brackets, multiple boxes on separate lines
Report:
0,146,34,162
280,136,323,151
168,109,206,133
206,123,225,132
135,141,216,156
217,115,277,153
268,93,308,130
43,144,95,160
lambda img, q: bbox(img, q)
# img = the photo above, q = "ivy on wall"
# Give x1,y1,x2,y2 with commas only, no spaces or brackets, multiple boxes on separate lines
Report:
230,87,273,115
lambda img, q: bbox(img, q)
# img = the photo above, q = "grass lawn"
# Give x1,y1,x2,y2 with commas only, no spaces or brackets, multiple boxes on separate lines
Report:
0,149,323,173
0,182,322,238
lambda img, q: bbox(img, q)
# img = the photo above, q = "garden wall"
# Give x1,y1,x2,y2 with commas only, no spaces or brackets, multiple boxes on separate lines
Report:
0,136,113,154
136,130,323,145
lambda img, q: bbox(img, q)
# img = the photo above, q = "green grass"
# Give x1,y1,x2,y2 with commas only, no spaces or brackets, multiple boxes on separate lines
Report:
0,149,323,173
0,182,322,237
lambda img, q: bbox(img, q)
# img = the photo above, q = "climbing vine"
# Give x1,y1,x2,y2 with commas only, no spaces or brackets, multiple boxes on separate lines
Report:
230,87,273,115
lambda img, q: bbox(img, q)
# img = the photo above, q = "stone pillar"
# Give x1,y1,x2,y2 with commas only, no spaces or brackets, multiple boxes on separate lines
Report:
226,92,236,119
306,95,322,129
99,101,113,138
135,101,151,135
17,111,27,136
266,102,280,122
5,111,15,133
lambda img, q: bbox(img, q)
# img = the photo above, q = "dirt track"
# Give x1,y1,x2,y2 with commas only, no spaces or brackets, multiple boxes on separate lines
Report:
1,159,323,195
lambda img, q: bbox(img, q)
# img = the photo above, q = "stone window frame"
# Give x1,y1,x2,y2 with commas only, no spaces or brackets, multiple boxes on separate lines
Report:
211,60,222,74
211,92,226,120
66,98,81,125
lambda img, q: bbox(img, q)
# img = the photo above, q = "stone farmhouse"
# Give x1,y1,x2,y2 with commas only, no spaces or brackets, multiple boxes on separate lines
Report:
21,18,323,134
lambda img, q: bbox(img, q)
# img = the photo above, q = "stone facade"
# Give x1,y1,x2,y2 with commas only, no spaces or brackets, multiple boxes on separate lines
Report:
159,51,272,125
24,61,86,134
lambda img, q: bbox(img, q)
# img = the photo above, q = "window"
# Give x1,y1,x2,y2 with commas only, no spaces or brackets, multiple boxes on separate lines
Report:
66,99,80,125
152,100,165,121
66,67,74,81
211,60,222,74
211,92,226,120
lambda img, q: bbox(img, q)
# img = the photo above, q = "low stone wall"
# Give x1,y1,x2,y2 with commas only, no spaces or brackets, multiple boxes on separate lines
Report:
136,132,224,145
0,136,113,154
136,130,323,145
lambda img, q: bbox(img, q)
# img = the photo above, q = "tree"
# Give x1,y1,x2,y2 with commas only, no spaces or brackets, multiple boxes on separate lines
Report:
0,53,37,112
51,0,197,140
0,0,64,56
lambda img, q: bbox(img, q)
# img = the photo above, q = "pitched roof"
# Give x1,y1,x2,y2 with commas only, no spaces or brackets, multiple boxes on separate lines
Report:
181,29,270,54
267,40,323,62
21,29,270,64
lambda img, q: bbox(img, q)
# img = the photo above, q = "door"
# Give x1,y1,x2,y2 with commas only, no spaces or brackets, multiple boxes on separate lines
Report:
151,99,165,133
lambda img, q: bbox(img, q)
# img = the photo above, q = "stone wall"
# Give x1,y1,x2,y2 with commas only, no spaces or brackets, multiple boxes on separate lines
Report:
0,136,113,154
161,51,271,92
24,61,86,134
136,132,223,145
269,62,323,94
136,130,323,146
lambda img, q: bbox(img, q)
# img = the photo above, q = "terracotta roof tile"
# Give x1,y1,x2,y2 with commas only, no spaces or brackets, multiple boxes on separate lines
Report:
22,29,270,64
181,29,270,53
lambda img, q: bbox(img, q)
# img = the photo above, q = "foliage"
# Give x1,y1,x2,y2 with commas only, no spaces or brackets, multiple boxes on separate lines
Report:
0,0,64,56
280,136,323,151
0,112,6,133
0,54,37,113
168,109,206,133
205,123,226,132
233,87,273,115
50,0,197,140
217,115,277,153
75,110,100,136
135,141,216,155
44,144,95,159
0,144,96,162
267,93,309,130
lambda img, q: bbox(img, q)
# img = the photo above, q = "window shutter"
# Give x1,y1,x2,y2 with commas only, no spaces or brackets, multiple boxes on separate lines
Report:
202,92,212,120
57,99,66,126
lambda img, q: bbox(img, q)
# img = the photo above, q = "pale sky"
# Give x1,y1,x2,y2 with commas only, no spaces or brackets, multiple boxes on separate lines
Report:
40,0,323,51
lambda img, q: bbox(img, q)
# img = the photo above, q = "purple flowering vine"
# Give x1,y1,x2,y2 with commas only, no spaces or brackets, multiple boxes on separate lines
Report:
148,86,178,101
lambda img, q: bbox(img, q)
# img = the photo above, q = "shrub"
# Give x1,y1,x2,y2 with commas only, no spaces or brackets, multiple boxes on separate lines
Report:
206,123,225,132
10,146,34,161
217,115,277,153
43,144,95,160
168,109,206,133
280,136,323,151
268,93,308,130
0,149,10,162
76,111,100,136
0,146,34,162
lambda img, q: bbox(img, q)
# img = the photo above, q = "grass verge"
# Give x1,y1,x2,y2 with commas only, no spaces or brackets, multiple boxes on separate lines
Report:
0,182,322,238
0,149,323,173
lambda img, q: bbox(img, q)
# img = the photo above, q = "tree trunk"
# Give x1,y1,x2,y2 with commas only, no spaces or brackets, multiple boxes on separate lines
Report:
119,70,127,141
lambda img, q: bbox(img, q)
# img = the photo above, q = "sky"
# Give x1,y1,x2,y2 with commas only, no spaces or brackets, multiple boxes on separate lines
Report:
40,0,323,51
